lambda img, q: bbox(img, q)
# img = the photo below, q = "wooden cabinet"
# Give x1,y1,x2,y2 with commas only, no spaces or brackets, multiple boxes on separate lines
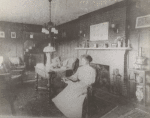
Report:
128,69,150,106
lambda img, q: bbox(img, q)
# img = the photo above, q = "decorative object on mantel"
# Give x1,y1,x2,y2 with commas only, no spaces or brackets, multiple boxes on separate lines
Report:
134,47,146,70
111,43,117,48
104,43,109,48
114,35,125,48
93,43,98,48
98,44,104,48
127,39,131,48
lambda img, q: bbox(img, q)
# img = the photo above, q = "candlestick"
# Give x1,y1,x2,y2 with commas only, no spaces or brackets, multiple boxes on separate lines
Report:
139,47,142,56
128,39,130,47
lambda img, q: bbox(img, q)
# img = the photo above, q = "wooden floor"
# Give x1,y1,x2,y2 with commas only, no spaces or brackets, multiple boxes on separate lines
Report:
0,71,150,118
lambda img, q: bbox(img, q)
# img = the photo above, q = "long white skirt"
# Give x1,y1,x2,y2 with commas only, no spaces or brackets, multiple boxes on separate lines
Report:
52,81,87,118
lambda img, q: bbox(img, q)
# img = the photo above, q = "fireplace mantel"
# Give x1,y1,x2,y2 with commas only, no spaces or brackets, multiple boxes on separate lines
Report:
76,47,132,96
75,47,132,50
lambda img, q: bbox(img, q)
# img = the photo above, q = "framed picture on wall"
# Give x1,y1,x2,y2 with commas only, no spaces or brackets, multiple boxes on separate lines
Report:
0,31,5,38
136,14,150,28
90,22,109,41
11,32,16,38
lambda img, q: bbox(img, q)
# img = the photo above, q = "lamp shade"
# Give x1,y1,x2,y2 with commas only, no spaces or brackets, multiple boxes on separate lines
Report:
43,43,55,53
42,28,49,34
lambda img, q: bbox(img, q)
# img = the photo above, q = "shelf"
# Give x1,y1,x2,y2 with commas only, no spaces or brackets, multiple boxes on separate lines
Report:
75,47,132,50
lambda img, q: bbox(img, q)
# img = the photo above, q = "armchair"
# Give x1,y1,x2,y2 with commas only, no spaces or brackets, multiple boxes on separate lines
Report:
9,57,26,70
82,63,110,118
1,61,24,85
7,57,25,84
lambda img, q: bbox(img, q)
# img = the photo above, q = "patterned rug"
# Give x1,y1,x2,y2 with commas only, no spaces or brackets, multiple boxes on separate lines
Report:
0,71,117,118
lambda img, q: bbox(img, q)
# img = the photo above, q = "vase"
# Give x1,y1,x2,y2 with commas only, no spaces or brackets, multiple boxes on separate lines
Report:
117,41,121,47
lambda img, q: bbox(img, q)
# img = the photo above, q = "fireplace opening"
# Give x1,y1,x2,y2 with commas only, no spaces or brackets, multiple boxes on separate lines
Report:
90,63,110,92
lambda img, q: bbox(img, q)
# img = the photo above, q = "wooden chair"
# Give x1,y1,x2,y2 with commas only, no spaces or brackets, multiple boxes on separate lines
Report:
2,57,25,85
82,63,107,118
82,83,99,118
65,58,79,77
9,57,26,71
9,57,26,84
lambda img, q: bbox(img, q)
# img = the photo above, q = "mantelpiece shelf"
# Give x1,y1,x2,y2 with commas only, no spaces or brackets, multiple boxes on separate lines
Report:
75,47,132,50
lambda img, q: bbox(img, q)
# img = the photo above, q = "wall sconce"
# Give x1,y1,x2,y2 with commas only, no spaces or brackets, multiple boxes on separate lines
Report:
79,30,85,37
30,34,33,39
111,24,119,33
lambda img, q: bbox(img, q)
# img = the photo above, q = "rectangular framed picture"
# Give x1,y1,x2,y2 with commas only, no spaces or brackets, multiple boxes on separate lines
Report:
0,31,5,38
136,14,150,28
11,32,16,38
90,22,109,41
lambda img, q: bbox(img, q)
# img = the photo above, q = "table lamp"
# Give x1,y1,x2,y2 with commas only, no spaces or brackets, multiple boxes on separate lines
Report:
43,43,55,71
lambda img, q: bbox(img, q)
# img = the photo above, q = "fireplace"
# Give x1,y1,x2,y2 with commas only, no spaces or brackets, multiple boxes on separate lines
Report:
76,47,131,96
90,63,110,92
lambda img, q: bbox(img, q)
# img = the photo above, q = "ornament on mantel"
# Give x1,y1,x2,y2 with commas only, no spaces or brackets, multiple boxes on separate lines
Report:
114,35,126,48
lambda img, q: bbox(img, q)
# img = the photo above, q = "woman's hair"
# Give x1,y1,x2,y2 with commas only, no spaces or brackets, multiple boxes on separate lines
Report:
81,54,93,63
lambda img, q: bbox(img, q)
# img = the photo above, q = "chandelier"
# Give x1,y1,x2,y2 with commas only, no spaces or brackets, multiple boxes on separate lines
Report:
42,0,58,35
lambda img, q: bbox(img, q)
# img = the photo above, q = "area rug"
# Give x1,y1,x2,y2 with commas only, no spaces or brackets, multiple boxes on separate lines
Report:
0,72,118,118
90,97,117,118
118,108,150,118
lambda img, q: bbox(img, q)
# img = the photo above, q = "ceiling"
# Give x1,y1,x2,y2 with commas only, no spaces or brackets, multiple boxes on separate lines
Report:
0,0,123,26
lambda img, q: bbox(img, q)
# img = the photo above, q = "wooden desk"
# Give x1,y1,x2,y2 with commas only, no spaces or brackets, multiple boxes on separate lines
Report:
35,66,67,103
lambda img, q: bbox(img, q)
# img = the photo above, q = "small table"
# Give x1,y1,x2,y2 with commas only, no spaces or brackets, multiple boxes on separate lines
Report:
35,66,67,103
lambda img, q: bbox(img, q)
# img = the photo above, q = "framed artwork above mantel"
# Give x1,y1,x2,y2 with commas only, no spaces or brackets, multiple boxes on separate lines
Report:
90,22,109,41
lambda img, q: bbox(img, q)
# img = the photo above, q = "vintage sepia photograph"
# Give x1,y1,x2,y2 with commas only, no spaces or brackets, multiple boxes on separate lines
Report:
0,0,150,118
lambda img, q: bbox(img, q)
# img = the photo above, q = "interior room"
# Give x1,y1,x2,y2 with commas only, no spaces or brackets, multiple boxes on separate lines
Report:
0,0,150,118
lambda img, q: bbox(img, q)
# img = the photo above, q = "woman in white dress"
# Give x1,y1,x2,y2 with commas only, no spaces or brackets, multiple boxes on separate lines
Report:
52,54,96,118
